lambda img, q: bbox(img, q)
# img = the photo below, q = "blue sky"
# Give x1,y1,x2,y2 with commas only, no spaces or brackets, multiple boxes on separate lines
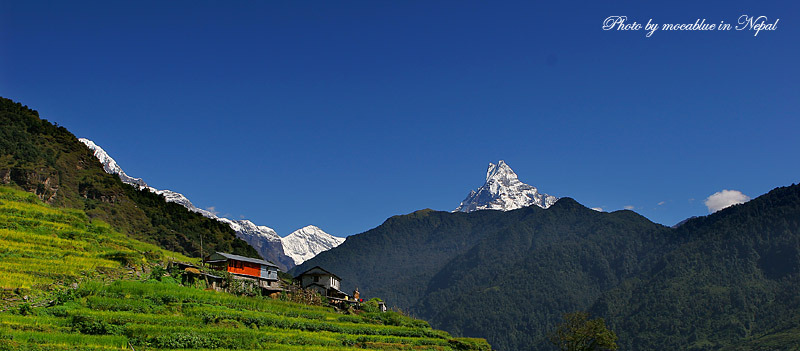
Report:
2,1,798,236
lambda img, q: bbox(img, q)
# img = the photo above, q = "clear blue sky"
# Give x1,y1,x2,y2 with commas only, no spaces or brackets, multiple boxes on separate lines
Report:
2,1,798,236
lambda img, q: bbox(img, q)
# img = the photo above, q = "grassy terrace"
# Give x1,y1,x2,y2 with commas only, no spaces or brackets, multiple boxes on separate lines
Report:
0,186,196,295
0,187,490,350
0,279,490,350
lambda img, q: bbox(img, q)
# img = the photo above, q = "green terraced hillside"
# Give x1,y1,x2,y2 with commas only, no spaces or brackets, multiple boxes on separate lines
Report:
0,186,490,350
0,280,490,350
0,186,195,296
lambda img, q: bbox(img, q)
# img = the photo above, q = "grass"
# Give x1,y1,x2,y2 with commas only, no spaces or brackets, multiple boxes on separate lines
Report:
0,186,491,350
0,279,490,350
0,186,196,294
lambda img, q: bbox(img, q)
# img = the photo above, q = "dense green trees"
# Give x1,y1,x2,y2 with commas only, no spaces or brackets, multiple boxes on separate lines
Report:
0,96,259,259
548,312,617,351
297,184,800,350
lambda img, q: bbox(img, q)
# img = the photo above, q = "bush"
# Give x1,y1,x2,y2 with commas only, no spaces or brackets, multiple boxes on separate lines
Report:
361,298,383,313
48,288,77,306
71,314,121,335
17,303,32,316
148,266,166,281
141,332,222,349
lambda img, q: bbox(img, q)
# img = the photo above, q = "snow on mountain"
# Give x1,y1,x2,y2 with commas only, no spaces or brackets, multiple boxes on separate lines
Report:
282,225,346,265
79,138,148,188
454,160,558,212
79,138,218,219
215,217,296,270
78,138,342,270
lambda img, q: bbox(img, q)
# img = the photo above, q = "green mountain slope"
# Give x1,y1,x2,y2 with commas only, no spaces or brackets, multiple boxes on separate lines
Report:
291,208,537,309
296,184,800,350
0,186,490,350
592,183,800,350
0,279,490,351
0,97,257,259
419,199,672,351
0,186,195,297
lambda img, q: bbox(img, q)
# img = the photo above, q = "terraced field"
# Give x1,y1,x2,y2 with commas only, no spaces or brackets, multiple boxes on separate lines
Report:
0,186,195,294
0,187,490,350
1,279,489,350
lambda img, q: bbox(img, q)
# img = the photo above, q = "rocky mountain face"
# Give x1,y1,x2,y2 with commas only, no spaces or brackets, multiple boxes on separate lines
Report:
78,138,343,271
454,160,557,212
282,225,346,266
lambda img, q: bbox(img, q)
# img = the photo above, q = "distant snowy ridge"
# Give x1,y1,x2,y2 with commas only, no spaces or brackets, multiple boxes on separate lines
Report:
455,160,557,212
79,138,148,188
78,138,344,268
282,225,346,265
78,138,218,219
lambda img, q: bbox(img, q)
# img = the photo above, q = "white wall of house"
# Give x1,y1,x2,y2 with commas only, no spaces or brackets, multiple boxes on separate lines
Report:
301,273,340,290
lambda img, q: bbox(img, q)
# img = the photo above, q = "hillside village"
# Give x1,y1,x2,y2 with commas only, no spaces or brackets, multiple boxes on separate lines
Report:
181,251,385,311
0,184,491,350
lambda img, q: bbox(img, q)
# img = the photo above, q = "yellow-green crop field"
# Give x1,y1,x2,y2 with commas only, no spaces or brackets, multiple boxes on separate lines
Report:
0,186,490,350
0,186,195,293
0,279,490,350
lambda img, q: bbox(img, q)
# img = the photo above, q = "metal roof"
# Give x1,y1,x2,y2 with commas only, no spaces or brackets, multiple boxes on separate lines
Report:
295,266,341,280
207,252,279,269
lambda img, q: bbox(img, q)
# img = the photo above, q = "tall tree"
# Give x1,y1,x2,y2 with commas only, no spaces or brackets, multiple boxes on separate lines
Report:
549,312,618,351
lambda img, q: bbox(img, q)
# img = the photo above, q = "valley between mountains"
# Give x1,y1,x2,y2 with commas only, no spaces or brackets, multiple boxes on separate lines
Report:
2,97,799,350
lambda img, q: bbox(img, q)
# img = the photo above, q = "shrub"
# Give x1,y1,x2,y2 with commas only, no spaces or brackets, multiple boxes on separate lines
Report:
17,303,32,316
148,266,166,281
48,287,77,306
71,314,121,335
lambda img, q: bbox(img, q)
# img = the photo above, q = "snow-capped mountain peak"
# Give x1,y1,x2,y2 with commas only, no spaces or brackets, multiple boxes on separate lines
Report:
79,138,217,219
485,160,519,185
454,160,558,212
217,218,281,242
282,225,346,265
78,138,342,270
79,138,148,188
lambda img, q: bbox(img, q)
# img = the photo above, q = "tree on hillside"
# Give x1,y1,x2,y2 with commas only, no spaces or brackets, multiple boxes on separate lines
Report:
548,311,618,351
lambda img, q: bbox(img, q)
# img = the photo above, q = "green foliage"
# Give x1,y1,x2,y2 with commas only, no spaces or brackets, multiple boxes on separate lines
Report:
148,265,167,281
0,186,193,296
71,314,121,335
0,279,488,350
0,96,259,261
360,297,383,313
548,312,617,351
592,184,800,350
17,303,33,316
297,184,800,351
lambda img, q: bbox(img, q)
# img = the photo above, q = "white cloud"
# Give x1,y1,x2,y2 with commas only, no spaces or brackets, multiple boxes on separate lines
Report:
657,201,665,206
704,190,750,213
624,205,635,210
591,207,604,212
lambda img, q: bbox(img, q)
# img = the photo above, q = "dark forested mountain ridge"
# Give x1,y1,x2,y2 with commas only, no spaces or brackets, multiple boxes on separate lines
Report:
418,198,674,351
292,197,673,350
297,184,800,351
291,208,529,308
592,183,800,350
0,97,258,259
